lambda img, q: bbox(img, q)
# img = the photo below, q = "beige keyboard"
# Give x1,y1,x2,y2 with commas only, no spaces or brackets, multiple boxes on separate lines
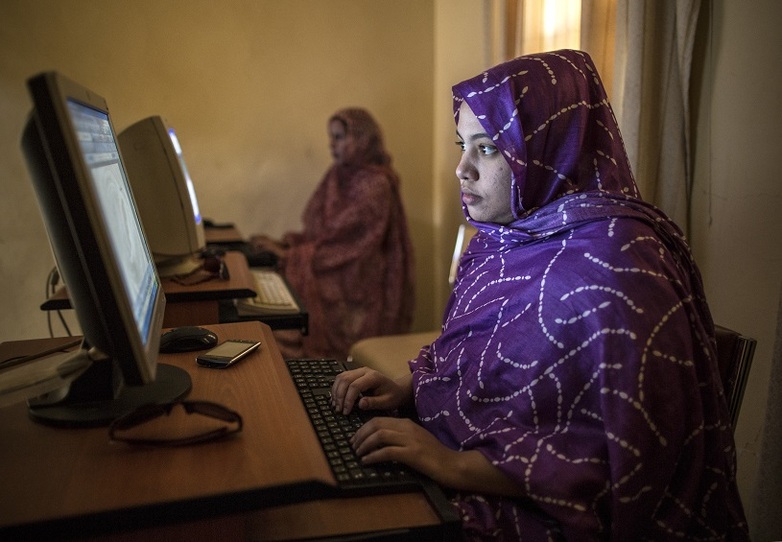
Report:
236,269,300,314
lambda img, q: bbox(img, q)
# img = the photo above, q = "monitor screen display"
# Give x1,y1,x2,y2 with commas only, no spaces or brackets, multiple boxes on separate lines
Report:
167,127,202,227
67,100,159,346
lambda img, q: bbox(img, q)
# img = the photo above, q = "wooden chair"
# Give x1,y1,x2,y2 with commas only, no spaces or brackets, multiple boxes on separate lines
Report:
714,325,757,430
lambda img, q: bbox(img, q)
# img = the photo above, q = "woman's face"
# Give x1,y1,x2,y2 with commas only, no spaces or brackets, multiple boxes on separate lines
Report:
328,119,355,165
455,102,514,224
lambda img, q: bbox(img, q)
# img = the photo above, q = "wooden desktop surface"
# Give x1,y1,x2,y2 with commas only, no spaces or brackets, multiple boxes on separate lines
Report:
0,322,329,537
159,251,255,302
40,251,257,327
0,322,445,540
38,251,309,332
41,251,256,309
204,224,244,245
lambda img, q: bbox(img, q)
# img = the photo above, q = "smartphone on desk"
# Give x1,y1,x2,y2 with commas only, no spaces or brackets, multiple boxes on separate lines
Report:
196,339,261,369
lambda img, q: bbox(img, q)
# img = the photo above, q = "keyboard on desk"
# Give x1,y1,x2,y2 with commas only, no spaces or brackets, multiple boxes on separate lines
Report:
235,269,300,315
285,358,423,496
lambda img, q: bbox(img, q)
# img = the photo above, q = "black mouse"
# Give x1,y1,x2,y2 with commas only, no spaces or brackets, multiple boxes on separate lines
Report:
159,326,218,353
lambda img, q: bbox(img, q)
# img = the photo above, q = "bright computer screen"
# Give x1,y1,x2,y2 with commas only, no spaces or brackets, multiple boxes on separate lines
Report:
167,126,203,225
119,116,205,277
21,72,191,427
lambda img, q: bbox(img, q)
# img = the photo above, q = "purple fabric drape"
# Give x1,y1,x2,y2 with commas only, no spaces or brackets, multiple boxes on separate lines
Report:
410,51,747,540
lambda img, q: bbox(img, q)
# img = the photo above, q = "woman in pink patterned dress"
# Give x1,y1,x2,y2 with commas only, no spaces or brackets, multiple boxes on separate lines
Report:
253,108,415,359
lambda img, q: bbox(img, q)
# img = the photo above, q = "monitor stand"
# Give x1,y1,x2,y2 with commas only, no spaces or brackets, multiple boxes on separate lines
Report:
27,352,191,428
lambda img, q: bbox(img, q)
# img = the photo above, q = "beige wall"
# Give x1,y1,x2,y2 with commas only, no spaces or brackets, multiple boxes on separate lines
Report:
431,1,495,321
0,0,450,342
690,0,782,517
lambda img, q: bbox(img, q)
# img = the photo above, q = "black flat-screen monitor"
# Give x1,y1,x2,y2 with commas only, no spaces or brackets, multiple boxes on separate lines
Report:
20,71,191,427
119,116,206,277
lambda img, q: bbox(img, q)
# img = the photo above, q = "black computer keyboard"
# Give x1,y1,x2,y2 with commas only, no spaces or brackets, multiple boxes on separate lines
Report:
285,358,423,495
285,358,464,539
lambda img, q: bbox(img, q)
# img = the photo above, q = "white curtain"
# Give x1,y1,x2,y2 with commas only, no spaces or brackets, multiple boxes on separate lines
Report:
489,0,700,234
580,0,617,97
612,0,701,235
486,0,585,66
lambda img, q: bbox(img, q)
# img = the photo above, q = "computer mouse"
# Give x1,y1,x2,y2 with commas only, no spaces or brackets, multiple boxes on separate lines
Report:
159,326,218,353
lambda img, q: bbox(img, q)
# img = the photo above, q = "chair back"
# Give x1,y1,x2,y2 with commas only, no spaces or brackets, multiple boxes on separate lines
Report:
448,223,478,287
714,325,756,430
349,223,477,376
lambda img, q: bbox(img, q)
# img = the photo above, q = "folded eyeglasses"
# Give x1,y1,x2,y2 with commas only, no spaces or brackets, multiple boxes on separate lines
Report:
108,400,242,447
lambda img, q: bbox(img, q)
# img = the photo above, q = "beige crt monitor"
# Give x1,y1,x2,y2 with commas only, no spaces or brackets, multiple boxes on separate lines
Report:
119,116,205,277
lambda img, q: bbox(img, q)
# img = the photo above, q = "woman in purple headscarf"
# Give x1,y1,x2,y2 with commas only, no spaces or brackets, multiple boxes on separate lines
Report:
253,108,415,360
332,50,748,540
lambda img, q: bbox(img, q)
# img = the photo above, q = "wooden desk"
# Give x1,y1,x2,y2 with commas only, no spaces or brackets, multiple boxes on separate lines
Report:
41,252,255,320
159,251,255,326
41,251,253,302
40,251,308,332
0,323,455,541
204,224,244,245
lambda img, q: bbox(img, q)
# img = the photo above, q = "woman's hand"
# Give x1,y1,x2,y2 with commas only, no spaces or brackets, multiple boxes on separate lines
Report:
351,417,524,497
249,235,288,259
331,368,412,415
333,368,525,497
351,417,455,481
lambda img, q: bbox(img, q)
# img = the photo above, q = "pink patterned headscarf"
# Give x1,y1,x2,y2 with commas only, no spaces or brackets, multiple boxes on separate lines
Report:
330,108,391,167
410,50,747,540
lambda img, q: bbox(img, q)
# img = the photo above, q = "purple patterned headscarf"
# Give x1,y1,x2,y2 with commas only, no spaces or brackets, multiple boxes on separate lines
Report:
410,51,747,540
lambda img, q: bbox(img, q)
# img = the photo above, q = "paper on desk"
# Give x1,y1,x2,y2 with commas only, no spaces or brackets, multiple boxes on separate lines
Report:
0,348,92,408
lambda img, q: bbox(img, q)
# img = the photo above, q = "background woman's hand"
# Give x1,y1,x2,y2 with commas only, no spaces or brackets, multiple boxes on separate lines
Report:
331,368,412,414
249,235,288,259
